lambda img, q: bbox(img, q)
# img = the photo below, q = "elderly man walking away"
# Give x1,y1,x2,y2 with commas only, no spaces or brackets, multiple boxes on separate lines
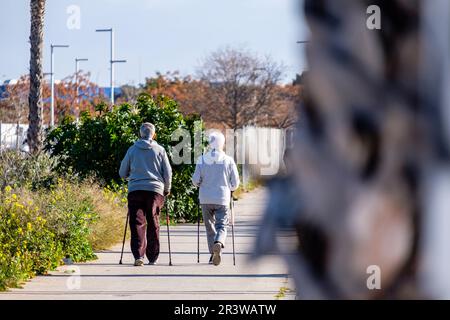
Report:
192,131,240,266
119,123,172,266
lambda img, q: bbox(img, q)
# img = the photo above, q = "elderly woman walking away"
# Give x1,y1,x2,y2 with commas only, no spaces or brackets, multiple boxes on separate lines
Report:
192,131,240,266
119,123,172,266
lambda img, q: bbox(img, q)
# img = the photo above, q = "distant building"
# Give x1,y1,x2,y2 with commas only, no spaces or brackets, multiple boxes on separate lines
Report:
0,84,7,100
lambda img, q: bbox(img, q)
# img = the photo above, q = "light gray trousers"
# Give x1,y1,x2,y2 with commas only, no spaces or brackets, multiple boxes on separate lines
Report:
201,204,229,253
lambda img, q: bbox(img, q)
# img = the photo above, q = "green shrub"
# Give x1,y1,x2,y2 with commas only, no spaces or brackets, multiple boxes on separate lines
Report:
34,180,98,261
0,179,128,291
0,186,63,290
0,150,62,190
45,93,205,222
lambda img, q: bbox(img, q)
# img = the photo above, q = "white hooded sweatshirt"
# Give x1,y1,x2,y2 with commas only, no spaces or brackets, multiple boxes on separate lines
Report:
192,149,240,206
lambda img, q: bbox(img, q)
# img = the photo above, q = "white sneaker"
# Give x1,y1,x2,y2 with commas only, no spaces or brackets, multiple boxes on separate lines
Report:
212,242,222,266
148,259,158,265
134,258,144,266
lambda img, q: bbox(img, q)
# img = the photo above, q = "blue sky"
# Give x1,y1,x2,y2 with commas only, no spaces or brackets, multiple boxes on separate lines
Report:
0,0,308,87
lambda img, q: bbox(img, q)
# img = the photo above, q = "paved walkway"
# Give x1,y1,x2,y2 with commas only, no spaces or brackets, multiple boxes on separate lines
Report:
0,188,296,300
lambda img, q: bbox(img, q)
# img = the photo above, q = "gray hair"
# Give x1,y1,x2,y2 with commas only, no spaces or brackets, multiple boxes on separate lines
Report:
140,122,156,140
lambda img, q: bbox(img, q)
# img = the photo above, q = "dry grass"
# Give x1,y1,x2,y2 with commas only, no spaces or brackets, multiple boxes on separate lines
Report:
86,184,128,250
20,180,129,251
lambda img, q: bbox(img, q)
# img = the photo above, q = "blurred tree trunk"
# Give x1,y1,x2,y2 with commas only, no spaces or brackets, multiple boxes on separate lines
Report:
27,0,45,154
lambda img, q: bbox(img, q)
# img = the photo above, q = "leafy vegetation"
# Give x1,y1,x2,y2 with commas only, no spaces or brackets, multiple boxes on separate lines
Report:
0,151,126,291
0,185,62,290
0,150,61,191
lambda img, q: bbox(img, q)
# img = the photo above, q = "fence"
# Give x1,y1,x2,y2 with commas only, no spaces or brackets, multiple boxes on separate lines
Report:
231,126,294,190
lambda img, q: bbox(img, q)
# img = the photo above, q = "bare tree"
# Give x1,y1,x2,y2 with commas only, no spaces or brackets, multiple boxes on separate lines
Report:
119,84,143,104
27,0,45,154
0,76,30,123
196,47,285,130
268,84,301,129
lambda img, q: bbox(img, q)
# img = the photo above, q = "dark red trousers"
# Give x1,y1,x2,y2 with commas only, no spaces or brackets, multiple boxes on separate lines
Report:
128,190,165,262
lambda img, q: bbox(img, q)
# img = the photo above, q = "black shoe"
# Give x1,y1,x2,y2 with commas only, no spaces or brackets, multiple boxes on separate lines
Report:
209,255,213,265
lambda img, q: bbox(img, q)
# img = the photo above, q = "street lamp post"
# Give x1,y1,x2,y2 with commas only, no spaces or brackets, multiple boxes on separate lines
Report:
50,44,69,127
296,40,310,82
95,28,127,105
75,58,88,102
42,72,51,123
75,58,88,120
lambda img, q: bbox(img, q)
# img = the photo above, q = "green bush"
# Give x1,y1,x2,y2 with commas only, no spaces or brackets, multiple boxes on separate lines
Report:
0,186,63,290
45,93,205,222
0,178,127,291
34,180,98,262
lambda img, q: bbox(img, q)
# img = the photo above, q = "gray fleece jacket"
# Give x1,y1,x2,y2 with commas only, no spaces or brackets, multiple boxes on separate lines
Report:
192,149,240,206
119,139,172,196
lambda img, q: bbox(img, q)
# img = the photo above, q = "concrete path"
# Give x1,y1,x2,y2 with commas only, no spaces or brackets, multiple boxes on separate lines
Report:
0,188,296,300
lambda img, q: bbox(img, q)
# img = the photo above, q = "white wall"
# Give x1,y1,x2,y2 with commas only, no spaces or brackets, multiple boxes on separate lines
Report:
0,122,29,151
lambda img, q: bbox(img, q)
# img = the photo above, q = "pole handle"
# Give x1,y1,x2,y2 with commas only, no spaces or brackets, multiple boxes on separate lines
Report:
230,197,235,225
230,193,236,266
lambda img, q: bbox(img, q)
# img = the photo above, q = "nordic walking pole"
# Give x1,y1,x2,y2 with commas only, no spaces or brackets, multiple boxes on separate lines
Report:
166,208,173,266
119,211,129,265
197,199,200,263
231,193,236,266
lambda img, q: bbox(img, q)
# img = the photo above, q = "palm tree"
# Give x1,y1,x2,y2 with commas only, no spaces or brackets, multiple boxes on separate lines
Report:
27,0,46,153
